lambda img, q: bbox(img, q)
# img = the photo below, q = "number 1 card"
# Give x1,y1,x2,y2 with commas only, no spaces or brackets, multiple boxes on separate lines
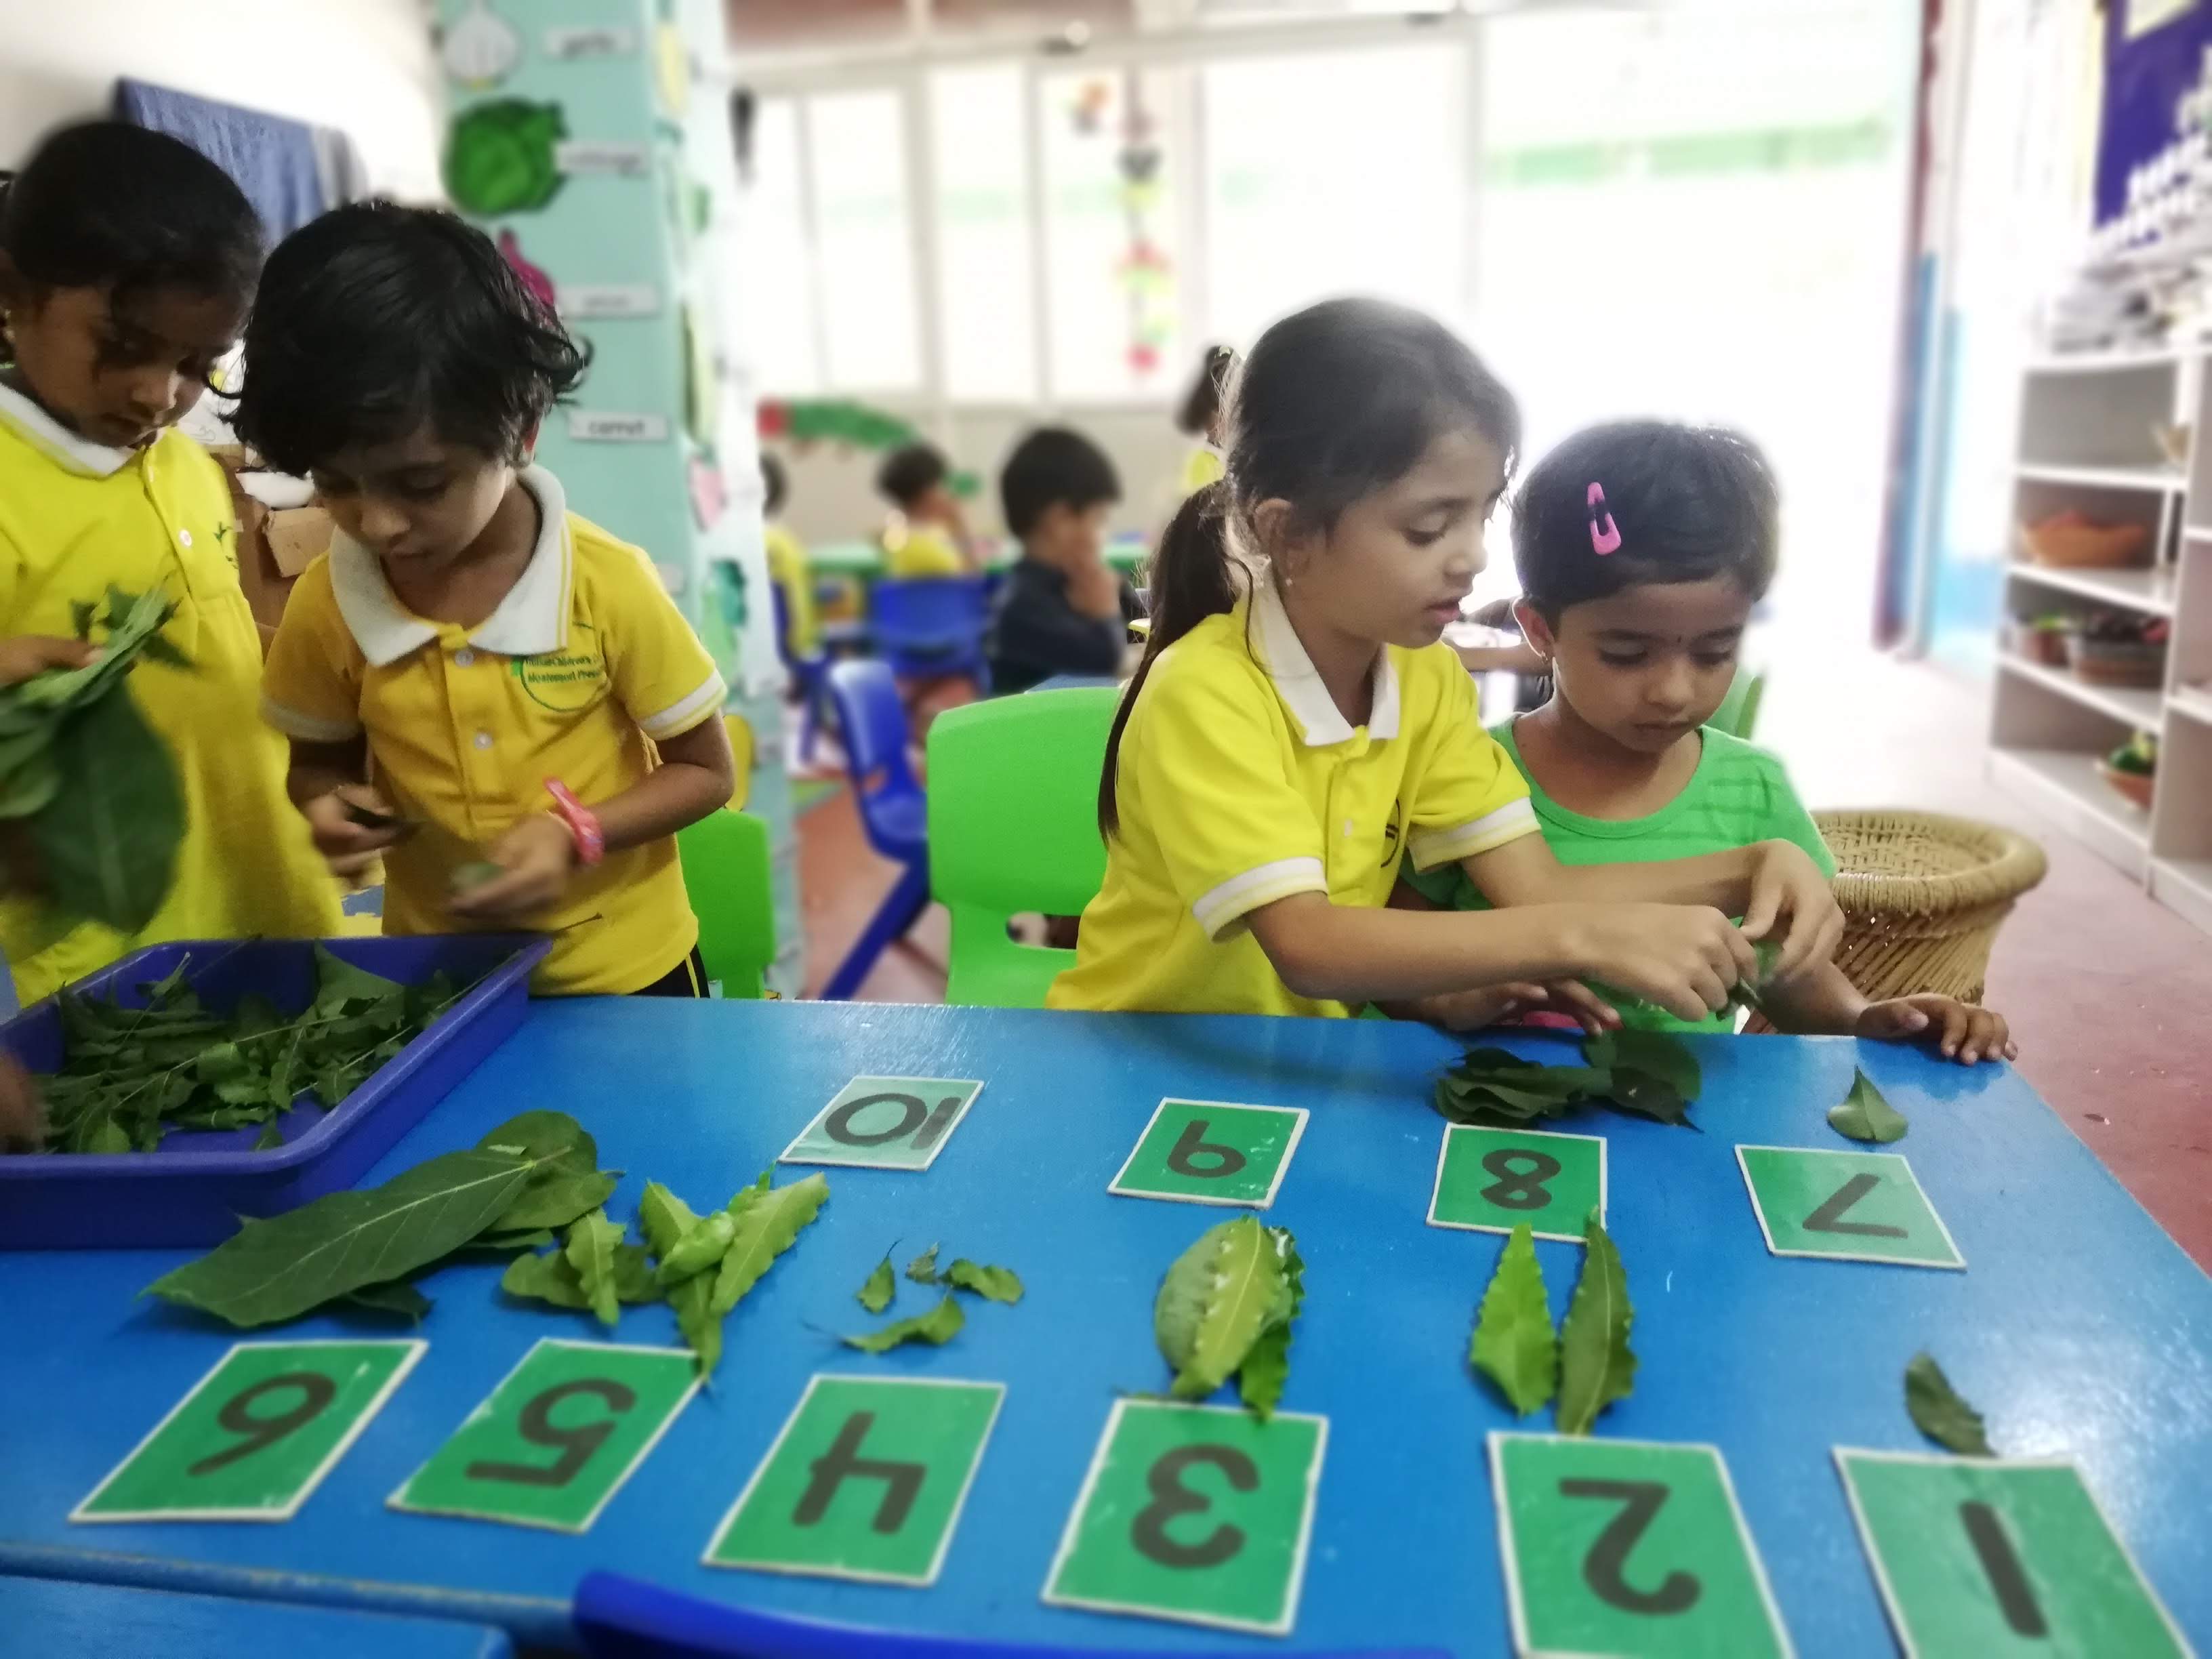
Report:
73,1340,424,1523
779,1077,985,1170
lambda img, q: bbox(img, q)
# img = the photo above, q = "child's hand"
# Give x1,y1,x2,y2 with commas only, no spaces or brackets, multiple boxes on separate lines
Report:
447,813,578,922
1857,995,2015,1065
0,1052,45,1151
301,785,407,878
0,635,100,685
1565,903,1756,1023
1740,840,1847,980
1412,980,1620,1034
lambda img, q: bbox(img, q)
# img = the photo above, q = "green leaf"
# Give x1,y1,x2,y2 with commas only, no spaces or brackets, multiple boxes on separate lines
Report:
1433,1048,1609,1127
1828,1067,1909,1144
251,1122,285,1151
638,1181,701,1256
654,1210,735,1286
501,1248,591,1311
342,1279,431,1322
708,1172,830,1315
1586,1029,1702,1114
858,1254,897,1313
1156,1216,1286,1402
564,1210,625,1327
1904,1351,1993,1455
944,1259,1023,1305
311,943,406,1014
1237,1229,1304,1421
1555,1213,1636,1435
636,1183,724,1379
144,1146,544,1326
842,1292,965,1353
905,1242,941,1284
1471,1223,1558,1416
472,1227,558,1253
28,685,182,934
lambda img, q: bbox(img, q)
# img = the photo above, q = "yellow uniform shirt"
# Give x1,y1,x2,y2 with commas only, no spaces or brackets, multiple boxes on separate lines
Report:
0,384,340,1006
261,468,725,996
764,522,819,655
1181,445,1226,495
1050,578,1538,1019
882,521,966,579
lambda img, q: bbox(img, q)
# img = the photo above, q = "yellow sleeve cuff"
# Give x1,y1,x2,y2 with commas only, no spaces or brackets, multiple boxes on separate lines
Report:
260,693,361,743
1191,856,1328,941
1408,797,1539,870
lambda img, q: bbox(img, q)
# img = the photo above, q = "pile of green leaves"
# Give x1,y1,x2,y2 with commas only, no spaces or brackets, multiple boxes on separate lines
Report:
1469,1214,1636,1435
838,1242,1025,1354
1434,1028,1704,1131
0,588,188,935
1152,1216,1305,1420
37,945,474,1155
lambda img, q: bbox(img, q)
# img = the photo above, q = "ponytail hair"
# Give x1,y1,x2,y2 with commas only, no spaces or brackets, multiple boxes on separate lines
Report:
1098,296,1521,839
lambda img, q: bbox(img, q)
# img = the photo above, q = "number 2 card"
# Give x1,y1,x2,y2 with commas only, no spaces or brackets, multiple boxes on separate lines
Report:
72,1340,424,1523
388,1338,699,1533
779,1076,985,1171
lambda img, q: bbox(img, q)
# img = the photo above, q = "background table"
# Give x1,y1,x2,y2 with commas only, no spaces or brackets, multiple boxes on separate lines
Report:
0,1574,514,1658
4,1001,2208,1654
809,537,1149,583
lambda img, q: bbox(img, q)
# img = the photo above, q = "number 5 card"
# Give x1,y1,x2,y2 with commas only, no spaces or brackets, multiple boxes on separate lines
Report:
73,1340,424,1523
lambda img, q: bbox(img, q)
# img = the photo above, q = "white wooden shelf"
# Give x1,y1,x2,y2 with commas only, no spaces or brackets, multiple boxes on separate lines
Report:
2169,684,2212,726
2013,461,2184,491
1987,748,2150,880
2005,562,2177,615
2152,858,2212,935
1996,653,2163,729
2024,346,2183,373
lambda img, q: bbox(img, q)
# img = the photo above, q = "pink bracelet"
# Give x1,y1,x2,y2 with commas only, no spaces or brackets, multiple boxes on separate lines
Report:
544,779,604,867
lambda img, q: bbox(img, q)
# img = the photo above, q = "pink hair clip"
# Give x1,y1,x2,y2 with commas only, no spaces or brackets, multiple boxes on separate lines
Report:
1587,482,1622,555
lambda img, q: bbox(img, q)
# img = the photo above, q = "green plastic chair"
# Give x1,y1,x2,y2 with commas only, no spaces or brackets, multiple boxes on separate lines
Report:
926,686,1120,1008
676,809,777,1000
1706,665,1766,741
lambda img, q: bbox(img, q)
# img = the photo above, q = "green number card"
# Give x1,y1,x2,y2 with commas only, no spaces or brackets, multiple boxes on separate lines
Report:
1836,1450,2188,1658
779,1077,985,1171
1429,1124,1606,1242
1107,1100,1310,1209
73,1340,424,1523
1043,1399,1328,1636
1735,1145,1964,1269
1490,1433,1791,1659
388,1339,699,1533
705,1374,1004,1585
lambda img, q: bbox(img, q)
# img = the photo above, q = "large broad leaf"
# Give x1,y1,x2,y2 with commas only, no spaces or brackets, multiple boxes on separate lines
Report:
145,1147,545,1326
1471,1223,1558,1416
478,1109,619,1234
1555,1213,1636,1435
944,1260,1023,1305
1828,1067,1909,1144
1904,1351,1992,1455
1236,1228,1304,1421
1161,1216,1286,1402
708,1172,830,1315
843,1292,964,1353
29,686,182,934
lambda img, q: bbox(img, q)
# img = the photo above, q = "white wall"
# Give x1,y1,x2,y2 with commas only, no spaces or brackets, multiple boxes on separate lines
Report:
0,0,441,194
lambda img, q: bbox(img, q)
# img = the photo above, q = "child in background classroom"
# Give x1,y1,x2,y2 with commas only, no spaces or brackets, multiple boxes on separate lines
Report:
876,441,979,578
760,452,818,658
985,428,1141,695
0,122,340,1012
1175,344,1236,497
1399,421,2015,1063
1049,298,1843,1025
235,203,733,998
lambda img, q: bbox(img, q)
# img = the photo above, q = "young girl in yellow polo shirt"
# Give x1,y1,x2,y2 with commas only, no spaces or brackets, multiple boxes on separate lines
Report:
0,123,340,1008
1050,298,1843,1023
236,204,733,997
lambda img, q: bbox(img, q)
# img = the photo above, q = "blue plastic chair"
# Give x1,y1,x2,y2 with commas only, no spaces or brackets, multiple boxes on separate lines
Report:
819,659,930,1000
869,575,991,688
574,1571,1447,1659
771,584,832,769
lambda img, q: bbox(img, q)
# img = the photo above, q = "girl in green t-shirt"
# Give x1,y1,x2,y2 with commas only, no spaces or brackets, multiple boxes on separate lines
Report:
1398,421,2013,1065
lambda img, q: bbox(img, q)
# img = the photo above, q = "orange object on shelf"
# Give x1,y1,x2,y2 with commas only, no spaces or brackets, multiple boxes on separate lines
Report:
2018,510,2150,569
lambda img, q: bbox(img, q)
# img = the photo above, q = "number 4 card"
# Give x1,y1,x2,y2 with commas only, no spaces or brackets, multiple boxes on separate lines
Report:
1736,1145,1964,1269
73,1340,424,1523
388,1338,700,1533
1490,1433,1792,1659
779,1077,985,1171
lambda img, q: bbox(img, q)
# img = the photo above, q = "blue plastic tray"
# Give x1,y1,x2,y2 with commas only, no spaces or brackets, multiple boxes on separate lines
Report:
0,935,549,1250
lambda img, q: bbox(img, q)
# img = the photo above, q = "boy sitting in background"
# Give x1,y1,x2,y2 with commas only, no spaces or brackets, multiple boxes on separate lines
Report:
876,441,977,577
985,428,1139,695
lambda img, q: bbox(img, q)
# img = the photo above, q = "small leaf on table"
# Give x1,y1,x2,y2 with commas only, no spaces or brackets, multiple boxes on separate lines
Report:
905,1242,941,1284
944,1259,1023,1305
1471,1223,1557,1416
842,1292,965,1353
1555,1212,1636,1436
1828,1067,1909,1144
858,1254,897,1313
1904,1351,1992,1455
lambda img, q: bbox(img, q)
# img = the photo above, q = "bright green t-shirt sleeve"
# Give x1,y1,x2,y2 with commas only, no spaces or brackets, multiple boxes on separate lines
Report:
1753,753,1837,879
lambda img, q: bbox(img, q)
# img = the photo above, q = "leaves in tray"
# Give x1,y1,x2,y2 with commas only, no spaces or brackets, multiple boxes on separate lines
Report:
1904,1351,1993,1456
144,1145,554,1326
858,1254,897,1313
943,1260,1023,1305
905,1242,941,1284
1156,1216,1287,1404
842,1292,964,1353
1237,1229,1303,1422
709,1172,830,1315
1471,1223,1557,1417
1555,1213,1635,1436
1828,1067,1909,1144
342,1279,432,1323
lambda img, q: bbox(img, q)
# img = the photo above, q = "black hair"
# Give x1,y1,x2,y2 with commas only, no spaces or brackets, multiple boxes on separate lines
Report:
231,201,588,475
1099,297,1521,835
1175,344,1237,438
876,441,948,509
1000,426,1120,539
0,121,260,312
761,450,787,517
1511,421,1777,622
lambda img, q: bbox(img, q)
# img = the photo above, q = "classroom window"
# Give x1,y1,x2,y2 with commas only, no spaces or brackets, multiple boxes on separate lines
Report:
739,98,822,397
806,89,923,393
931,64,1039,403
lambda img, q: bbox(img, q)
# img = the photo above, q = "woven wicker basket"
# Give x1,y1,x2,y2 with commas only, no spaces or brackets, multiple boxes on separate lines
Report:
1801,810,2048,1006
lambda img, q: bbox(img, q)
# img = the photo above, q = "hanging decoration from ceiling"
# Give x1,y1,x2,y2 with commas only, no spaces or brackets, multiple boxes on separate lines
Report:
1067,73,1174,382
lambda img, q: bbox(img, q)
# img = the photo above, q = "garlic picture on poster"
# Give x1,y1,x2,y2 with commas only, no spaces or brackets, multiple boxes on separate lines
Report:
442,0,521,89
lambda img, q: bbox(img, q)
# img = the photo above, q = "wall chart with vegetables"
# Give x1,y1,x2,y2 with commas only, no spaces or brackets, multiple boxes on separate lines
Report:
4,997,2205,1657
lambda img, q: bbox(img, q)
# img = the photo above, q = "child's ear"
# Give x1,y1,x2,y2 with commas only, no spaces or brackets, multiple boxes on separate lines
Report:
1512,598,1557,659
518,421,541,466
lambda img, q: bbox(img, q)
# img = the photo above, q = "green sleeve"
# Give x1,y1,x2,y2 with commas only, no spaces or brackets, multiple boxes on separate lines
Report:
1758,756,1836,878
1400,859,1477,909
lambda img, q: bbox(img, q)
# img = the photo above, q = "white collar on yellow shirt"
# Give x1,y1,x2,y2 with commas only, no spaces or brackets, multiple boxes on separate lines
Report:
1250,573,1401,745
329,465,573,668
0,380,135,477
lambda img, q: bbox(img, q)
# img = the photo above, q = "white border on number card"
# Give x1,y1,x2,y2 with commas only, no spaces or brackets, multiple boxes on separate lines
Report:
1041,1397,1329,1637
1832,1448,2194,1659
1427,1124,1609,1243
702,1373,1006,1587
777,1077,987,1171
1489,1430,1797,1659
71,1338,426,1524
1105,1099,1311,1210
386,1338,701,1535
1733,1144,1966,1270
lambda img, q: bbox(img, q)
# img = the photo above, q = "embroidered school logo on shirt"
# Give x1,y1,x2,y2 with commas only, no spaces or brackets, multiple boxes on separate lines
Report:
510,621,607,712
1380,806,1403,869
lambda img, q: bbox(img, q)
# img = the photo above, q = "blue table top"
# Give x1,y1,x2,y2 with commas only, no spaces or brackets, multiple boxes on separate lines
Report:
0,1572,514,1658
4,1001,2208,1656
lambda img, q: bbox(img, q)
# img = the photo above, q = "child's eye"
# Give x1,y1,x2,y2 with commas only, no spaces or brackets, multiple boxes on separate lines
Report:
312,474,359,498
1598,651,1647,668
1693,651,1738,670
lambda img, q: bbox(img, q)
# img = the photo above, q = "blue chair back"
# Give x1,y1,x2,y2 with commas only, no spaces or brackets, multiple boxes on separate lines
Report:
826,659,926,862
871,575,990,682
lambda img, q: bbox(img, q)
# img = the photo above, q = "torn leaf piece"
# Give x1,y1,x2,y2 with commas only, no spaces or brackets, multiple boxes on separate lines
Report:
842,1292,965,1353
857,1254,897,1314
944,1259,1023,1305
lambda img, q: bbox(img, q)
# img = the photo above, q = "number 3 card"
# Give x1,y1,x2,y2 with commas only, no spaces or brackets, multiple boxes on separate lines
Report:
389,1338,699,1533
72,1340,424,1523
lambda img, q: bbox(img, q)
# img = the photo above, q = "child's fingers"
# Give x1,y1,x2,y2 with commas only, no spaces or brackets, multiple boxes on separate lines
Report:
0,636,102,685
1929,998,1971,1059
1858,1000,1929,1040
1738,879,1780,947
1547,979,1619,1031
